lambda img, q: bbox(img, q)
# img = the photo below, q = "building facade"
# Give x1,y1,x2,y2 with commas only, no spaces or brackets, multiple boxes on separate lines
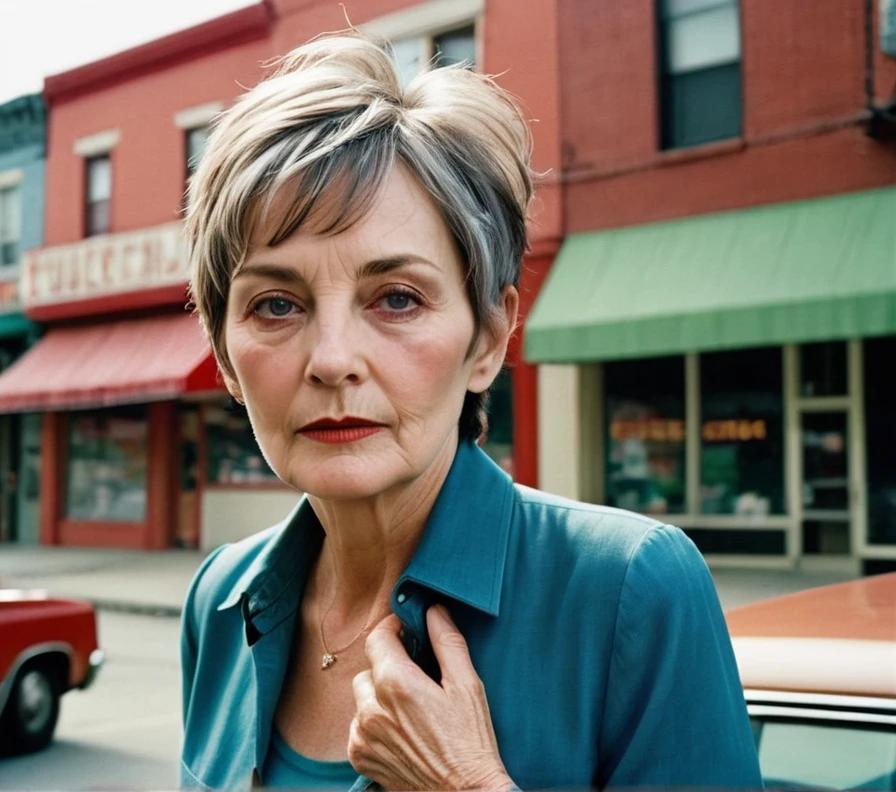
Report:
0,0,560,550
525,0,896,573
0,94,45,544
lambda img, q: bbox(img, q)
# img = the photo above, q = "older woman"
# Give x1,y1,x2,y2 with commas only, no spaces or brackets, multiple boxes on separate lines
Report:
180,33,761,791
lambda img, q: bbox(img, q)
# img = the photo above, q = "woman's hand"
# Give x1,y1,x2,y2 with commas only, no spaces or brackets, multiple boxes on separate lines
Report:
348,604,515,791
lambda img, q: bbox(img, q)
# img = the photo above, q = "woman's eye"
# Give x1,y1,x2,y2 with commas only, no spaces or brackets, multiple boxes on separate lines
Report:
253,296,297,318
376,289,421,314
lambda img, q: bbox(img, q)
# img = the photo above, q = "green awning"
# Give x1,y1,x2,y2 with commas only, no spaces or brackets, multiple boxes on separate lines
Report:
524,187,896,363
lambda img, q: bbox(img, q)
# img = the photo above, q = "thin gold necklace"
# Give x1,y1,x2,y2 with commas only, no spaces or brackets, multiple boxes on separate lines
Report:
317,591,388,670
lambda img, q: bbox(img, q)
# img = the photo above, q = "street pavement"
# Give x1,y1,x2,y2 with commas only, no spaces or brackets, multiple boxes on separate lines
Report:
0,542,862,789
0,541,861,614
1,610,181,790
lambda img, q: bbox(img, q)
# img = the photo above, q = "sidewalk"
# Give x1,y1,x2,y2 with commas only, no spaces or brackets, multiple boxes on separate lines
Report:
0,543,860,617
0,544,205,617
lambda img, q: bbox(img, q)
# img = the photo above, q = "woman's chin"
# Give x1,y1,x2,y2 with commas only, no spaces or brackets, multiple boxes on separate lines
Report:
283,458,406,502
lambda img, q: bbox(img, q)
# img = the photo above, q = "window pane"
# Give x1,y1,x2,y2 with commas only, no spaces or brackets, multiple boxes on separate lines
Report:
87,199,110,236
685,528,785,554
391,36,426,85
662,62,742,147
1,187,21,243
186,126,211,175
87,156,111,201
433,25,476,68
205,403,279,485
865,336,896,545
802,411,849,511
754,719,896,790
800,340,847,397
700,347,784,515
605,356,686,515
0,242,17,266
667,3,740,74
66,407,148,522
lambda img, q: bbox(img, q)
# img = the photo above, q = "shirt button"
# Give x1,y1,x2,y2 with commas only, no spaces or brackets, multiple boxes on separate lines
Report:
397,591,408,604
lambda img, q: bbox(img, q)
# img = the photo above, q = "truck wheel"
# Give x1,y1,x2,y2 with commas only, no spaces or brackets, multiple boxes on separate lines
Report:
1,664,60,754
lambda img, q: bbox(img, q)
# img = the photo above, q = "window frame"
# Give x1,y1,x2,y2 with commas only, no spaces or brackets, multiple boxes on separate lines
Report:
655,0,744,150
83,153,112,238
184,125,211,183
361,0,482,84
0,184,22,268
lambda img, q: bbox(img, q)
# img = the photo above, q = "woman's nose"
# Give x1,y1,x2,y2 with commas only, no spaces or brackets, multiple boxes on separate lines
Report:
303,317,366,387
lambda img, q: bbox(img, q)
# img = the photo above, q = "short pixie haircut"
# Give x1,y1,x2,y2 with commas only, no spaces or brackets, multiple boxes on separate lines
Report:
186,33,533,440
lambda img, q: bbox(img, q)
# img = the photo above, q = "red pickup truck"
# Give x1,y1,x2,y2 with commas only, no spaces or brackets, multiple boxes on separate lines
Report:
0,590,104,755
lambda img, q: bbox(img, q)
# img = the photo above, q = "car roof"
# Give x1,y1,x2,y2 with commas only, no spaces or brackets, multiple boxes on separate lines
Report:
725,573,896,699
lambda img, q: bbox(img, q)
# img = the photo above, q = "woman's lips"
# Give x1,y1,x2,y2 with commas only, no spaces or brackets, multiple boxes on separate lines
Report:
297,417,385,444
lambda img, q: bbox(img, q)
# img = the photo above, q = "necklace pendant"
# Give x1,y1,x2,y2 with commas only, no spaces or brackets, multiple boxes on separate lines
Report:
321,653,337,670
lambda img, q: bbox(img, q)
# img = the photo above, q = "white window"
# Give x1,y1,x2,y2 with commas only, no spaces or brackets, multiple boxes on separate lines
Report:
73,128,119,238
0,187,21,267
391,24,477,84
185,125,211,177
85,155,111,237
362,0,481,85
174,102,222,180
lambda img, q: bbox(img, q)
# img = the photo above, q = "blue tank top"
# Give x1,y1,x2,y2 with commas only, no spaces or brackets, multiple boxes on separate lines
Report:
262,731,358,789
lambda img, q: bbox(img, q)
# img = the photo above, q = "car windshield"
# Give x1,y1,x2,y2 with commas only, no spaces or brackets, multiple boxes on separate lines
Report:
752,717,896,790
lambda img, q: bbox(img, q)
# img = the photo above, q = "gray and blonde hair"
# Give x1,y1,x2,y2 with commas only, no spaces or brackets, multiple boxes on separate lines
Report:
186,32,533,440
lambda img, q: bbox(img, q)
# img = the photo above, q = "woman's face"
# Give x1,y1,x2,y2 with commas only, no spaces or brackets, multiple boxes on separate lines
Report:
224,164,510,500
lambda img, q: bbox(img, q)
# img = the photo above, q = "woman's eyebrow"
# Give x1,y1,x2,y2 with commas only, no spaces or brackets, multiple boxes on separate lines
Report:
232,263,306,284
356,255,438,279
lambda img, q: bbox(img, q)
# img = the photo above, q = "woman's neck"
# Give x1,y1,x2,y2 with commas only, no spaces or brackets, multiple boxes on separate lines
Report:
307,432,459,620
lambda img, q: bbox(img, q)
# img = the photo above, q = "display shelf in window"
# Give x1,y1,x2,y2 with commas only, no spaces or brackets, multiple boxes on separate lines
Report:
205,402,281,487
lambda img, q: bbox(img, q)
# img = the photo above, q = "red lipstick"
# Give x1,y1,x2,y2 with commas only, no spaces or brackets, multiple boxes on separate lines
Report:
298,416,385,444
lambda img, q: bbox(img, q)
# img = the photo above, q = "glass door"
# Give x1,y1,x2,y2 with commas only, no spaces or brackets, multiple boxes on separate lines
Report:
801,411,850,555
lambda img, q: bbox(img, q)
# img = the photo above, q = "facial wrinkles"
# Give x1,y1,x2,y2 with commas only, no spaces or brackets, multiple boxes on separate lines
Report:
224,164,485,523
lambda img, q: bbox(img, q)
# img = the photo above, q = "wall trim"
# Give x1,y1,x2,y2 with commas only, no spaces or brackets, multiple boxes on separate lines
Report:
73,128,120,157
0,169,24,189
361,0,483,40
174,102,224,130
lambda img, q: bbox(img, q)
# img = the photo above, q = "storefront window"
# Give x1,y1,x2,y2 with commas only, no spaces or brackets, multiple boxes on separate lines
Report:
800,341,847,397
480,368,513,476
205,402,279,485
66,406,147,522
605,356,686,515
865,336,896,545
700,347,785,515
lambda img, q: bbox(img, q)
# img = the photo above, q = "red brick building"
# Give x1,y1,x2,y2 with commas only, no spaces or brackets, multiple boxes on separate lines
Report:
526,0,896,573
3,0,892,564
0,0,561,549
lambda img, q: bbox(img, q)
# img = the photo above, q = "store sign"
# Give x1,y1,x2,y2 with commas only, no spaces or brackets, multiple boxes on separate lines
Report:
884,0,896,56
702,419,767,443
21,222,189,308
610,417,768,443
610,419,686,443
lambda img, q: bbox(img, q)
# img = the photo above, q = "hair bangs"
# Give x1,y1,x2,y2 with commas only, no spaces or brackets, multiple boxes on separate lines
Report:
241,123,398,262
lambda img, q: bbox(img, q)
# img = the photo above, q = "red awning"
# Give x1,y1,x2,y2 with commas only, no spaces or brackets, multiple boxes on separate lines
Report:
0,313,222,412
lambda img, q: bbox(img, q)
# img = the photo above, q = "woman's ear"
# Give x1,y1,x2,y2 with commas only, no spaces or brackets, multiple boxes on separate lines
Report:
468,286,520,394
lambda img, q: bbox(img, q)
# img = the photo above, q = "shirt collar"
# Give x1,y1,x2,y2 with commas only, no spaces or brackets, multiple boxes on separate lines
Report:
216,439,515,631
395,439,514,617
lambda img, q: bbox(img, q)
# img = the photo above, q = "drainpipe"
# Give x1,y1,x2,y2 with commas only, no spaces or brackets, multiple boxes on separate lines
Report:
868,0,896,138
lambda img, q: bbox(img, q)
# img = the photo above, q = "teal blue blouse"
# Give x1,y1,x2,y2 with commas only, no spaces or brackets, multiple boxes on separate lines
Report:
180,440,762,790
263,731,357,788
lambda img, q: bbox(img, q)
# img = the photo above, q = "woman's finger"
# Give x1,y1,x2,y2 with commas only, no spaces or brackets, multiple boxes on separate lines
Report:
426,604,480,686
365,613,435,702
351,668,377,711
